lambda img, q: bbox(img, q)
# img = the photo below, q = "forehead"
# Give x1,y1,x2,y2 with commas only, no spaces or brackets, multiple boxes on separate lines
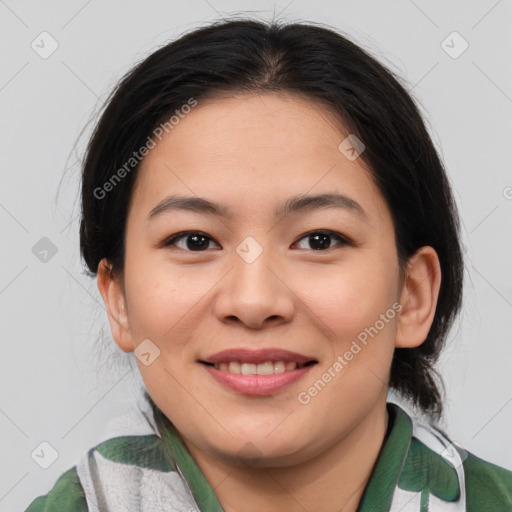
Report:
165,92,350,153
129,92,390,224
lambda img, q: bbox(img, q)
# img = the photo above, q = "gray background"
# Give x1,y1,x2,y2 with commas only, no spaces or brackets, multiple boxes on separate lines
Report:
1,0,511,510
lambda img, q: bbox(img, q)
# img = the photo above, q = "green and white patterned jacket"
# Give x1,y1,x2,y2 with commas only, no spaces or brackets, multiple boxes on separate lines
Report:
25,392,512,512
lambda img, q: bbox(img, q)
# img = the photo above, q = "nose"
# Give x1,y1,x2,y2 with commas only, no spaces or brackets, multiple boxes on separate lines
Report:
212,246,295,330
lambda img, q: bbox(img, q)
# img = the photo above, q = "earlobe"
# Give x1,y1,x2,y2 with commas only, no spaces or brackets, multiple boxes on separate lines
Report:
96,259,134,353
395,246,442,349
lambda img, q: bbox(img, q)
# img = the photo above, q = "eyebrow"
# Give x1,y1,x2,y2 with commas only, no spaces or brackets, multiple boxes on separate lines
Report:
147,193,369,223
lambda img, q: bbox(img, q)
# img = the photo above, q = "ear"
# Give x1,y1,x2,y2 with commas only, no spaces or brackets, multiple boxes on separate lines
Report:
395,246,441,349
97,258,134,352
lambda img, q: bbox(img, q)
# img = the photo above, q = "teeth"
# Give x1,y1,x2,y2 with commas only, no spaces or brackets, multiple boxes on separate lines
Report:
228,361,241,374
212,360,301,374
274,361,286,374
257,361,274,375
241,363,257,375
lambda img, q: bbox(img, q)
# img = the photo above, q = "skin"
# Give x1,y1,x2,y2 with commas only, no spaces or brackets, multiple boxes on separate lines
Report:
98,92,441,512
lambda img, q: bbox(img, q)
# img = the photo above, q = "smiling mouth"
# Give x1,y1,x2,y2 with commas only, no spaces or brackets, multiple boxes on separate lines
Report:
200,360,317,375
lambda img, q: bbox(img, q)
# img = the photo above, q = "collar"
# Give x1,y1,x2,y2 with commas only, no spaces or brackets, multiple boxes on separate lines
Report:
356,402,412,511
154,402,414,512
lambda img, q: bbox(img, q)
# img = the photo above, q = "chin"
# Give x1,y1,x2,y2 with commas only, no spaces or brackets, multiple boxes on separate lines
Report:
208,433,313,468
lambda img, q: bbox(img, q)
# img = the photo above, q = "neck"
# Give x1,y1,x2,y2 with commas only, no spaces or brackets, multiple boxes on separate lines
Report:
183,398,391,512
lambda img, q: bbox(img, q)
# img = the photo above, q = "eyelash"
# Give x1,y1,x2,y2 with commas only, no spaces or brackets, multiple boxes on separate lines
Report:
161,230,353,252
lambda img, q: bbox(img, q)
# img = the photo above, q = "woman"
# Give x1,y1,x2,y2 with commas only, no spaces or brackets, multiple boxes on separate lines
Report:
26,17,512,512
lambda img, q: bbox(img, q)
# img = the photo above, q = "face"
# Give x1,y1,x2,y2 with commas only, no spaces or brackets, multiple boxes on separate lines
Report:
104,92,407,467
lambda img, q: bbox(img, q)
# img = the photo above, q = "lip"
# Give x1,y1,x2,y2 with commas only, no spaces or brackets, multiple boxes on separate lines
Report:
199,348,318,396
202,364,315,396
201,348,316,365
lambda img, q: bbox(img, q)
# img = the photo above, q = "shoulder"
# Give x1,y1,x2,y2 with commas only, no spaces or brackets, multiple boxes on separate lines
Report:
24,392,181,511
394,403,512,511
463,450,512,511
23,432,193,512
24,466,88,512
26,435,183,512
401,437,512,510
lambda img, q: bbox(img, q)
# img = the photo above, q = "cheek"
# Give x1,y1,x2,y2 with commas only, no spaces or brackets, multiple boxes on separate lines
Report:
300,257,399,342
304,265,398,412
123,250,209,344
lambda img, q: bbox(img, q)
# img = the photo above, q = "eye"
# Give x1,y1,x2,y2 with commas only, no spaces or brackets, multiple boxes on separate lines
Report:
161,229,352,252
292,230,352,251
162,231,220,251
